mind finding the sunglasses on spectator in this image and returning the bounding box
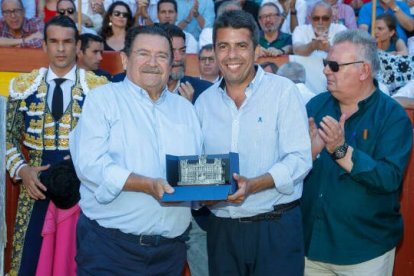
[323,59,364,72]
[112,11,129,18]
[2,8,23,17]
[312,15,331,22]
[199,56,215,62]
[258,13,280,20]
[58,8,75,15]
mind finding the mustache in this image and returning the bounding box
[142,66,161,73]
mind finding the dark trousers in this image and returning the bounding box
[207,206,304,276]
[76,213,187,276]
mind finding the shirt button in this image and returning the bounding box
[319,193,323,198]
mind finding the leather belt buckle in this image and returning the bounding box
[139,235,157,246]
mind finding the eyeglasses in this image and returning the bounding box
[311,15,331,22]
[58,8,75,15]
[112,10,129,18]
[323,59,364,72]
[258,13,280,21]
[199,56,215,62]
[2,8,23,17]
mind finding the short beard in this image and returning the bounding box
[170,67,185,81]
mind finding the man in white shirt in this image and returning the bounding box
[70,25,202,275]
[157,0,198,54]
[195,10,312,275]
[277,61,315,104]
[292,0,346,58]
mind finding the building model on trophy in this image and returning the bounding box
[178,155,225,185]
[163,153,239,202]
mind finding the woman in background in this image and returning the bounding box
[37,0,58,22]
[100,1,133,51]
[375,14,408,55]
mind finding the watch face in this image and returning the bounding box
[332,143,348,160]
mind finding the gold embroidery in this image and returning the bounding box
[86,70,109,89]
[61,114,71,124]
[29,119,42,130]
[44,113,54,125]
[44,138,56,148]
[59,126,70,136]
[59,138,69,148]
[72,101,81,114]
[19,100,26,110]
[12,69,40,95]
[24,133,42,148]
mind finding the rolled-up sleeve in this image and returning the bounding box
[268,84,312,194]
[70,88,130,204]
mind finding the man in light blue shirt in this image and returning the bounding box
[176,0,215,40]
[195,10,312,275]
[70,25,203,274]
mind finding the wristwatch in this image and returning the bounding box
[290,10,297,15]
[330,142,349,160]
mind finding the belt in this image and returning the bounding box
[237,199,300,223]
[81,213,189,246]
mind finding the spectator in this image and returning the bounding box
[235,0,260,24]
[37,0,58,22]
[0,0,35,18]
[258,2,292,57]
[358,0,414,43]
[134,0,154,26]
[104,0,136,16]
[293,1,346,58]
[198,0,241,50]
[161,23,212,103]
[57,0,97,34]
[75,0,106,33]
[306,0,357,29]
[176,0,215,40]
[262,0,307,34]
[77,33,112,79]
[70,25,202,275]
[303,29,412,275]
[277,61,315,103]
[375,13,408,55]
[198,43,220,83]
[157,0,198,54]
[100,1,134,51]
[0,0,44,48]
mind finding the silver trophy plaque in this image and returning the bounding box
[178,155,225,185]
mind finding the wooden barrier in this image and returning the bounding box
[1,47,413,275]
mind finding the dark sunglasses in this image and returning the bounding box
[112,10,129,18]
[312,15,330,22]
[323,59,364,72]
[58,8,75,15]
[199,56,215,62]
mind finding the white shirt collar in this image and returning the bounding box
[46,65,77,83]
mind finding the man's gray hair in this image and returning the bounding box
[332,29,380,77]
[277,62,306,84]
[1,0,24,9]
[311,1,332,16]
